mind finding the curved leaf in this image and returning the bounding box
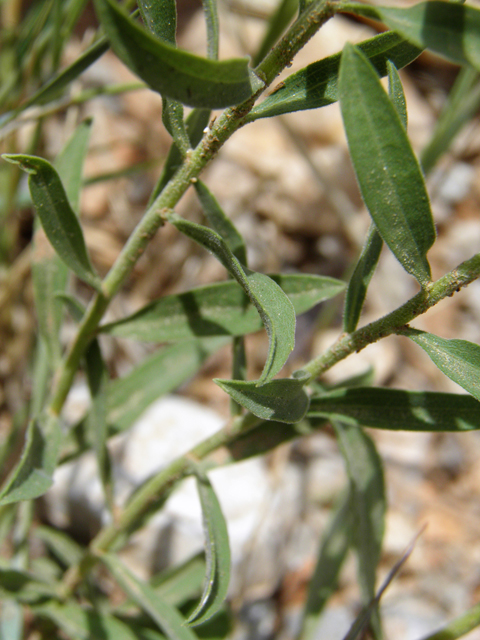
[420,601,480,640]
[309,387,480,431]
[344,1,480,70]
[248,31,421,120]
[2,154,101,290]
[168,213,295,384]
[138,0,176,43]
[215,375,310,423]
[188,469,231,626]
[93,0,263,108]
[387,60,407,129]
[339,43,435,286]
[401,329,480,402]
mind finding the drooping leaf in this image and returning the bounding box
[253,0,298,66]
[0,414,61,505]
[100,553,199,640]
[387,60,407,129]
[93,0,263,108]
[339,43,435,286]
[299,489,353,640]
[401,329,480,402]
[215,374,310,423]
[333,420,385,637]
[248,31,421,121]
[2,154,101,290]
[194,181,247,264]
[168,213,295,384]
[100,274,344,343]
[344,1,480,70]
[188,469,231,626]
[309,387,480,431]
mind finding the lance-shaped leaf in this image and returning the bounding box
[93,0,263,108]
[400,328,480,402]
[387,60,407,129]
[101,274,343,343]
[339,44,435,286]
[100,553,199,640]
[168,213,295,384]
[2,154,101,290]
[344,1,480,70]
[248,31,421,121]
[333,421,385,636]
[188,468,231,626]
[419,601,480,640]
[202,0,220,60]
[0,413,61,505]
[309,387,480,432]
[215,375,310,423]
[55,117,93,213]
[1,598,23,640]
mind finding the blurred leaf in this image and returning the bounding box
[2,154,101,290]
[215,374,310,423]
[419,601,480,640]
[248,31,421,120]
[253,0,298,66]
[343,225,383,334]
[0,599,23,640]
[93,0,263,108]
[55,118,93,213]
[188,469,230,626]
[100,553,199,640]
[401,329,480,402]
[339,43,435,286]
[309,387,480,431]
[299,489,353,640]
[0,568,58,604]
[333,421,385,637]
[34,526,84,567]
[387,60,407,128]
[194,181,247,264]
[0,414,61,505]
[138,0,176,43]
[101,274,344,343]
[152,554,206,606]
[202,0,219,60]
[168,213,295,384]
[344,1,480,70]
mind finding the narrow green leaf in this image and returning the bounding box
[0,599,23,640]
[138,0,176,43]
[0,414,61,505]
[419,601,480,640]
[401,328,480,402]
[343,225,382,334]
[387,61,407,129]
[162,99,191,155]
[194,181,247,264]
[100,274,344,343]
[2,154,101,290]
[168,213,295,384]
[215,375,310,423]
[344,1,480,70]
[34,525,84,567]
[0,568,58,604]
[55,118,93,213]
[152,554,206,606]
[299,489,353,640]
[202,0,220,60]
[253,0,298,66]
[309,387,480,431]
[100,553,199,640]
[333,421,385,635]
[248,31,421,121]
[188,469,230,626]
[339,43,435,286]
[93,0,263,108]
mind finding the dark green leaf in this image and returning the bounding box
[0,414,61,505]
[0,569,58,604]
[2,154,101,290]
[248,31,421,121]
[215,375,310,423]
[300,489,353,640]
[138,0,176,43]
[100,553,199,640]
[387,60,406,129]
[333,421,385,634]
[339,43,435,286]
[194,181,247,264]
[344,1,480,70]
[100,274,344,343]
[94,0,263,108]
[34,526,84,567]
[202,0,220,60]
[168,213,295,384]
[401,329,480,402]
[253,0,298,67]
[343,225,382,333]
[309,387,480,431]
[188,469,230,626]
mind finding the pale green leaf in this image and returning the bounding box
[215,375,310,423]
[248,31,421,120]
[188,469,230,626]
[202,0,219,60]
[419,601,480,640]
[55,117,93,213]
[0,599,23,640]
[93,0,263,108]
[2,154,101,290]
[339,43,435,286]
[34,526,84,567]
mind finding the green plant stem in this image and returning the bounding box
[303,252,480,380]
